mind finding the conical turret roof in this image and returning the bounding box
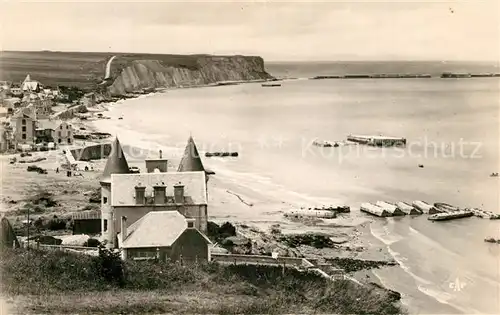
[1,216,20,249]
[177,136,205,172]
[100,137,130,184]
[23,74,31,84]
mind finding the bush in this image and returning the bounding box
[95,246,125,287]
[0,249,405,314]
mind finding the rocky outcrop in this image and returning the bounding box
[107,55,273,95]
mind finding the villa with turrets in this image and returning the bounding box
[99,136,212,262]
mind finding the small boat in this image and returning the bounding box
[205,152,238,157]
[360,203,391,217]
[428,210,473,221]
[484,238,500,244]
[412,200,442,214]
[396,202,422,215]
[376,201,405,216]
[261,83,281,87]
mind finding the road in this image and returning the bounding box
[104,55,116,79]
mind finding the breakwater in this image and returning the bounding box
[310,72,499,80]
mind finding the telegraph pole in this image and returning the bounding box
[27,207,30,250]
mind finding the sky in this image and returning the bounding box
[1,0,499,61]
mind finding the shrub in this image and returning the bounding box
[95,246,125,287]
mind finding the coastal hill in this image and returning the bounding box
[0,51,274,95]
[105,54,273,95]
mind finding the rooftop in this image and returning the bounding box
[119,211,211,249]
[177,136,205,173]
[36,119,63,130]
[111,171,207,206]
[100,137,130,184]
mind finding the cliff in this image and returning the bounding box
[106,55,274,95]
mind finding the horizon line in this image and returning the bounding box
[1,49,498,64]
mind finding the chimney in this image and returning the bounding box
[134,183,146,205]
[174,183,185,204]
[159,150,162,159]
[186,218,195,229]
[120,216,127,244]
[145,159,168,173]
[153,183,166,204]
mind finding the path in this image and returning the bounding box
[104,55,116,79]
[99,55,116,85]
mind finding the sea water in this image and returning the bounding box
[93,62,499,314]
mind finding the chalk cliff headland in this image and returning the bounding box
[104,54,274,95]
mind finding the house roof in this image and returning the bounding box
[23,74,31,84]
[119,211,211,249]
[22,81,40,91]
[111,171,207,206]
[177,136,205,172]
[12,108,34,120]
[100,137,130,184]
[36,119,62,131]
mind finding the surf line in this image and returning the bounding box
[226,190,254,207]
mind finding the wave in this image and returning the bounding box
[369,221,404,246]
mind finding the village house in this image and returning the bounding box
[117,213,212,262]
[1,97,21,115]
[35,119,73,145]
[0,108,7,118]
[11,109,36,146]
[9,87,23,97]
[100,137,210,253]
[80,92,96,107]
[27,99,54,119]
[0,124,11,153]
[0,81,10,91]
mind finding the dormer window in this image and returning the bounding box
[187,221,194,228]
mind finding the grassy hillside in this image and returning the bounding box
[0,51,111,90]
[1,248,404,314]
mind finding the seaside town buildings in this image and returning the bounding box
[11,110,36,145]
[0,74,75,150]
[35,119,74,145]
[99,137,211,262]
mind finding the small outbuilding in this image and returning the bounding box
[72,211,102,235]
[118,211,212,263]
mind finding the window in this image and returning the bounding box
[135,251,157,259]
[103,197,108,204]
[22,126,26,132]
[187,221,194,228]
[60,125,63,130]
[68,138,71,144]
[22,133,26,140]
[58,139,61,143]
[103,220,108,232]
[22,119,26,125]
[58,131,61,137]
